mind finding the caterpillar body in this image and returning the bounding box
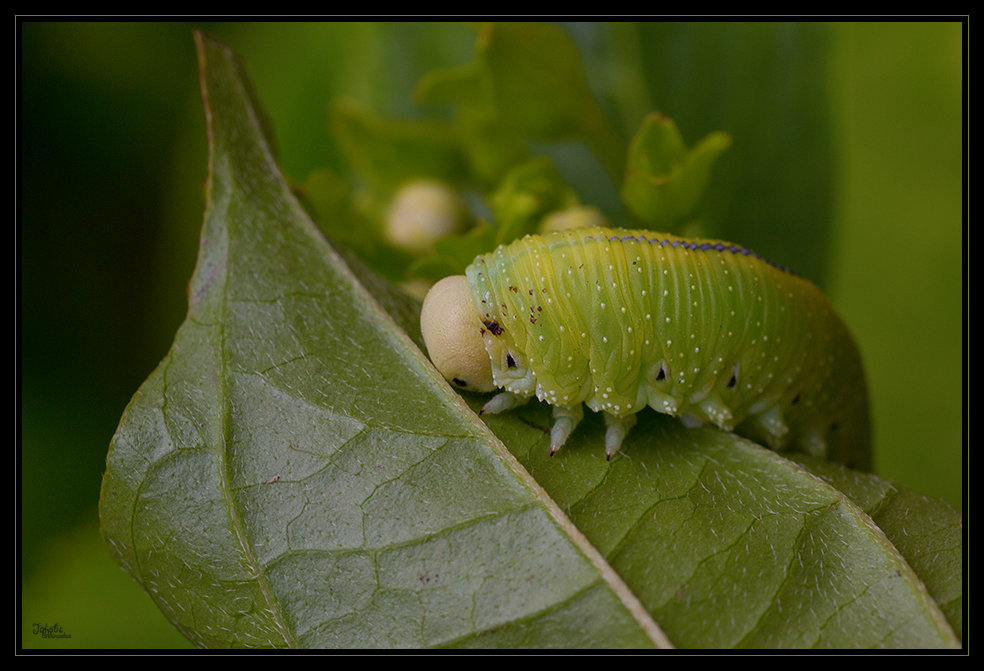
[420,227,870,467]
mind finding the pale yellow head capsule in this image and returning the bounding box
[420,275,495,392]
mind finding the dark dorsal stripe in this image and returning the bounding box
[588,233,798,277]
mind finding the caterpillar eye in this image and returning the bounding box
[727,364,739,388]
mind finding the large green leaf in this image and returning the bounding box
[786,453,963,642]
[98,31,663,650]
[99,32,960,650]
[477,400,960,649]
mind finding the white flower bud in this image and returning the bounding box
[385,180,466,254]
[538,205,609,233]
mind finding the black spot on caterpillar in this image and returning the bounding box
[420,227,870,467]
[483,320,503,336]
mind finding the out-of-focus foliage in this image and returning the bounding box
[301,22,731,286]
[621,112,732,227]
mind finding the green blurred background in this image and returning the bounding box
[20,22,963,649]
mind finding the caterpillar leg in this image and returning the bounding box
[604,413,638,460]
[549,405,584,455]
[679,413,704,429]
[748,405,791,451]
[698,394,734,431]
[798,429,829,459]
[481,391,529,415]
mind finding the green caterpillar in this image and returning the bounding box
[420,227,870,467]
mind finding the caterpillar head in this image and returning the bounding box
[420,275,496,393]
